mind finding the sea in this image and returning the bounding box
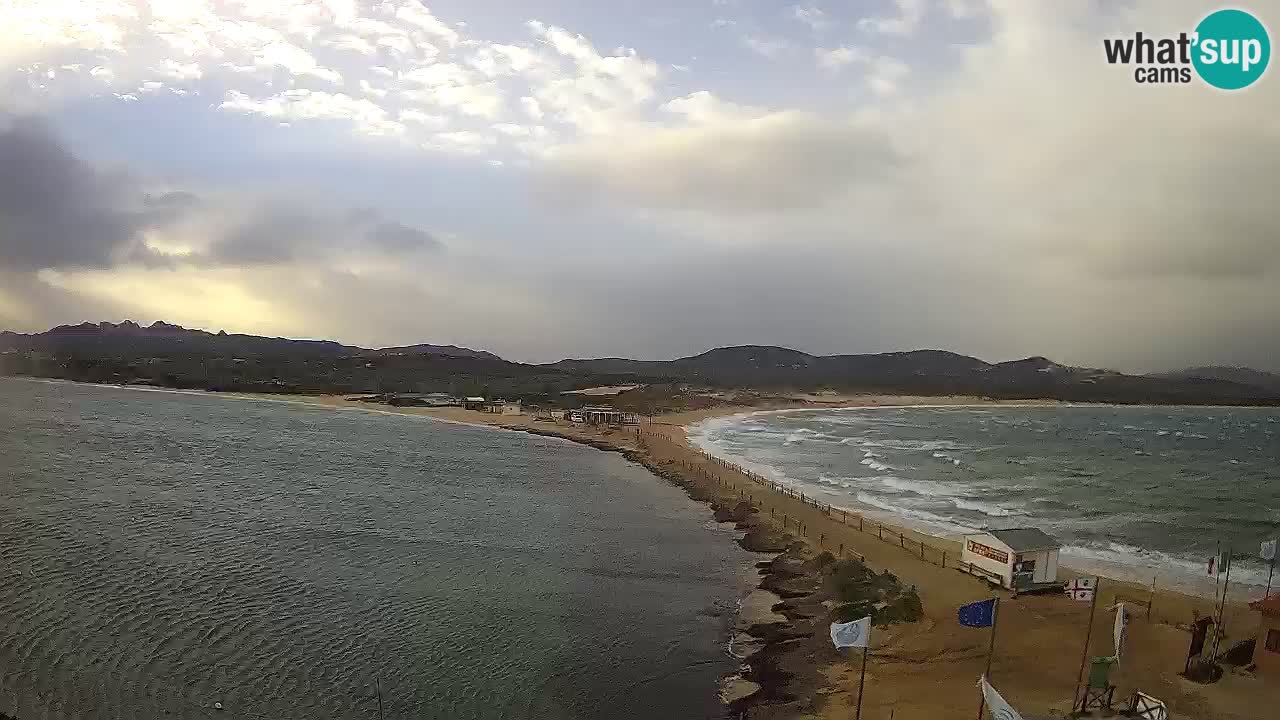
[689,404,1280,598]
[0,377,754,720]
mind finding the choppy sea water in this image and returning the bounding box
[0,377,752,719]
[689,405,1280,597]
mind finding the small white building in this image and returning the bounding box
[960,528,1061,591]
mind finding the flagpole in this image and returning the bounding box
[1266,555,1275,601]
[1072,578,1101,712]
[855,643,869,720]
[976,597,1000,720]
[1213,540,1221,602]
[1210,549,1233,662]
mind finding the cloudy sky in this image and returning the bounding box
[1,1,1277,371]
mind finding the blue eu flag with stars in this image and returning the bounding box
[958,598,997,627]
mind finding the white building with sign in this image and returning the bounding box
[960,528,1061,591]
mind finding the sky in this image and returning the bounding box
[1,1,1278,371]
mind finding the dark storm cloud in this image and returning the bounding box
[0,116,152,270]
[0,116,441,273]
[203,208,443,266]
[366,221,442,253]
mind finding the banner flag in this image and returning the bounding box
[830,616,872,649]
[978,675,1025,720]
[1263,539,1277,562]
[1066,576,1097,602]
[1111,602,1129,661]
[958,598,997,628]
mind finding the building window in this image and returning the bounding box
[1267,629,1280,653]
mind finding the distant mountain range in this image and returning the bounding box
[2,321,1279,406]
[0,321,498,359]
[1151,366,1280,392]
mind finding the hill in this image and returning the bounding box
[1153,366,1280,393]
[3,321,1279,406]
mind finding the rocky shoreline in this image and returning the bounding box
[495,422,853,719]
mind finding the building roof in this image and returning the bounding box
[986,528,1061,552]
[1250,595,1280,617]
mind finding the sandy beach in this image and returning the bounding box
[232,391,1278,719]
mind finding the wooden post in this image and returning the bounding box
[855,644,870,720]
[1266,553,1276,601]
[942,551,947,568]
[376,677,385,720]
[1072,578,1101,712]
[977,598,1000,720]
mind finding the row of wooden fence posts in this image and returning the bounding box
[646,428,961,571]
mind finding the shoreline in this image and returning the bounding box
[6,378,1277,718]
[390,399,1276,719]
[683,403,1278,602]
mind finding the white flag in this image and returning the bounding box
[1263,539,1277,562]
[978,675,1025,720]
[830,616,871,649]
[1111,602,1129,661]
[1065,576,1097,602]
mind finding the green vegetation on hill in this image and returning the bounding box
[3,321,1279,406]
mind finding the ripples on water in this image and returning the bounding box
[0,378,750,719]
[690,404,1280,594]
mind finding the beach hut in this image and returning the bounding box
[960,528,1061,591]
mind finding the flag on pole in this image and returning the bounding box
[1111,602,1129,661]
[958,598,997,627]
[1263,539,1277,562]
[978,675,1025,720]
[830,616,872,649]
[1065,576,1097,602]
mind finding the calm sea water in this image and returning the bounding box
[689,405,1280,596]
[0,377,752,720]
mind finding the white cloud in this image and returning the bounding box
[866,56,909,95]
[816,46,866,71]
[220,89,404,136]
[393,1,459,47]
[520,96,544,120]
[155,59,203,81]
[857,0,926,36]
[741,33,789,59]
[943,0,983,19]
[255,41,343,84]
[791,5,828,32]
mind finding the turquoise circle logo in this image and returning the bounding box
[1192,9,1270,90]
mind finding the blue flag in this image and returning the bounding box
[958,598,997,627]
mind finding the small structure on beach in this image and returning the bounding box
[577,405,638,425]
[483,400,522,415]
[462,396,487,410]
[1250,595,1280,681]
[960,528,1061,591]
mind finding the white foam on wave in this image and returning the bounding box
[932,451,963,466]
[1061,541,1272,597]
[686,405,1278,601]
[879,475,958,498]
[860,457,893,472]
[952,498,1025,518]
